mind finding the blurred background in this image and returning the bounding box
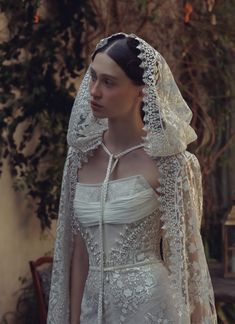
[0,0,235,323]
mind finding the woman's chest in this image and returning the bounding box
[77,146,160,190]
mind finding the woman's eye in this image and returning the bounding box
[90,74,96,81]
[104,79,113,86]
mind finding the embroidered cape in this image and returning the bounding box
[47,32,217,324]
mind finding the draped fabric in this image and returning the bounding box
[72,174,179,323]
[66,32,197,156]
[47,32,217,324]
[73,179,159,226]
[157,152,216,323]
[47,143,217,324]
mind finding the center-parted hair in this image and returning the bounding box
[91,34,145,118]
[91,34,144,86]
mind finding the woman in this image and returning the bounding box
[47,33,217,324]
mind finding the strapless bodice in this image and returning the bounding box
[72,142,166,324]
[72,175,162,268]
[73,174,159,226]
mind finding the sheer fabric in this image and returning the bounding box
[72,175,179,323]
[73,175,159,226]
[67,32,197,157]
[47,32,217,324]
[47,143,217,323]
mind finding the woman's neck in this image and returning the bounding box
[104,113,146,153]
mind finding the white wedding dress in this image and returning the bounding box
[47,33,217,324]
[72,174,179,323]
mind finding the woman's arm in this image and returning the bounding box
[70,232,89,324]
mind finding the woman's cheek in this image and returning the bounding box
[105,91,121,105]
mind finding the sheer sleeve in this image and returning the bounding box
[157,152,217,324]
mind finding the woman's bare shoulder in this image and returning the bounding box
[127,149,161,188]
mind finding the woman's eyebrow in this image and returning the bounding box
[90,66,118,80]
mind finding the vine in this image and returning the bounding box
[0,0,234,234]
[0,0,96,229]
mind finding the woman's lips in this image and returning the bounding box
[90,101,103,110]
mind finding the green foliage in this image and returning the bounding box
[1,267,52,324]
[0,0,234,233]
[176,1,235,237]
[0,0,96,229]
[0,3,235,321]
[1,277,40,324]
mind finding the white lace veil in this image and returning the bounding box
[47,33,217,324]
[67,32,197,156]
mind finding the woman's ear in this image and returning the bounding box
[138,86,144,98]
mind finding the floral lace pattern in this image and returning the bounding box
[47,32,217,324]
[66,32,197,157]
[74,174,178,323]
[156,152,217,323]
[47,144,217,324]
[81,261,178,324]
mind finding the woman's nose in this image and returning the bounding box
[90,81,102,98]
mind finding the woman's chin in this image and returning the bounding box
[91,110,106,119]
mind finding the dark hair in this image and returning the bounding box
[91,34,144,86]
[91,34,145,119]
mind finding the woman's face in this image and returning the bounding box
[89,52,143,119]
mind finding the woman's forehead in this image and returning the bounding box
[90,52,127,79]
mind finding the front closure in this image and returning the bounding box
[97,141,144,324]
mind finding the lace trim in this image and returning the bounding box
[47,147,217,324]
[66,33,197,157]
[156,152,217,323]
